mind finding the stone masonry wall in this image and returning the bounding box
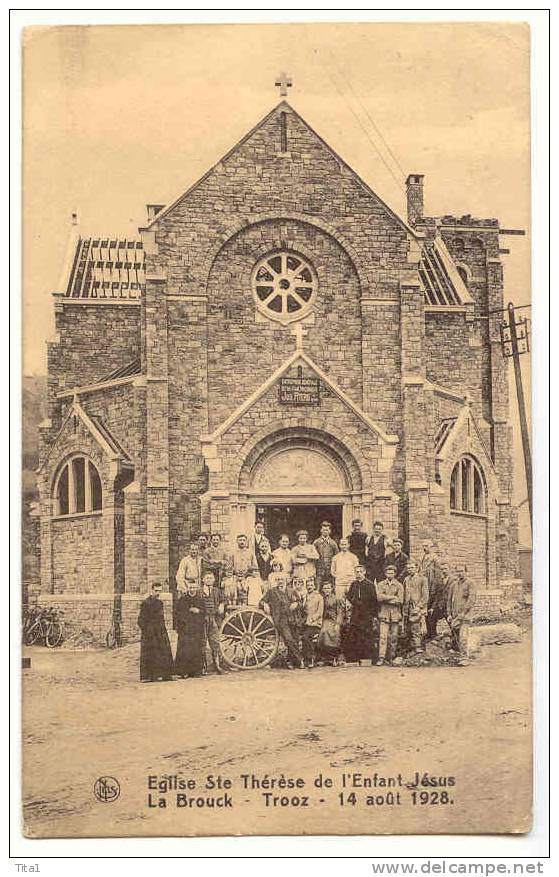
[440,228,495,425]
[188,359,395,562]
[151,105,411,310]
[425,312,471,392]
[361,302,402,436]
[76,384,137,460]
[51,513,104,593]
[205,219,363,428]
[433,393,463,425]
[165,355,394,572]
[37,411,129,598]
[124,486,147,594]
[167,296,210,569]
[50,303,141,392]
[40,593,173,646]
[438,511,488,591]
[216,366,382,494]
[148,104,413,477]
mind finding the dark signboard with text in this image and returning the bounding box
[279,376,320,406]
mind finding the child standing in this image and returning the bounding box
[375,563,404,666]
[266,559,286,593]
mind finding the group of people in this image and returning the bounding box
[137,519,477,682]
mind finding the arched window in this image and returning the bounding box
[450,456,486,515]
[54,456,103,516]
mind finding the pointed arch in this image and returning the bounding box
[52,453,103,517]
[449,453,487,516]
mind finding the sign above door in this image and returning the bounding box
[279,376,320,406]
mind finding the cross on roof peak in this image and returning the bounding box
[275,72,293,97]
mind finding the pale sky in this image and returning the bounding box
[22,21,532,511]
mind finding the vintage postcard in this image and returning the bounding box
[21,21,532,838]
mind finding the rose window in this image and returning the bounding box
[252,251,317,323]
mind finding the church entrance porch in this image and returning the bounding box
[203,425,400,555]
[256,503,343,547]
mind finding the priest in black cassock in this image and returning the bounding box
[344,565,378,663]
[174,582,207,678]
[137,583,174,682]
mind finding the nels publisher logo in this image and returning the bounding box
[94,776,121,803]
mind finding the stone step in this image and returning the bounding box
[467,622,522,656]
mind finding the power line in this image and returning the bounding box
[310,45,406,195]
[325,46,407,182]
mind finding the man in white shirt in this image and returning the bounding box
[312,521,338,588]
[226,534,259,579]
[271,533,294,579]
[175,542,202,592]
[331,537,359,596]
[224,534,261,605]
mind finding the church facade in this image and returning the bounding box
[36,100,520,639]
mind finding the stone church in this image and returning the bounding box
[36,98,520,639]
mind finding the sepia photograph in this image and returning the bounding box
[19,18,534,841]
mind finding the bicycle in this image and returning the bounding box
[105,614,123,649]
[22,604,41,639]
[24,606,65,648]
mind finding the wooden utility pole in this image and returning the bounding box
[500,302,532,527]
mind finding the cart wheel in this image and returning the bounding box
[219,607,279,670]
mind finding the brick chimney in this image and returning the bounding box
[406,174,424,226]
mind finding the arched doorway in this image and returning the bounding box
[234,430,362,545]
[250,444,350,543]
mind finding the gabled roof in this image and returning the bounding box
[435,405,495,473]
[201,348,399,448]
[56,358,143,399]
[38,399,132,473]
[434,417,457,454]
[426,379,467,404]
[143,100,418,239]
[98,357,142,383]
[420,235,473,307]
[87,413,132,462]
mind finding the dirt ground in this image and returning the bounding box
[22,625,532,839]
